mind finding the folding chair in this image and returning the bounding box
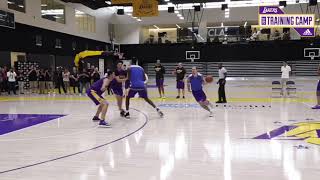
[271,81,282,97]
[286,81,297,96]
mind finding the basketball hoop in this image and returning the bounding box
[304,48,320,61]
[186,51,200,62]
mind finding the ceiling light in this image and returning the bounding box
[176,24,181,28]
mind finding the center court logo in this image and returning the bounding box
[254,122,320,145]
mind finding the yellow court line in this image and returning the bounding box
[0,96,315,103]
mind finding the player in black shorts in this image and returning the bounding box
[154,61,166,99]
[174,63,186,98]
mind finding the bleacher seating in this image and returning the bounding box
[144,60,320,77]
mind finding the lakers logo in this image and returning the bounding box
[254,122,320,145]
[133,0,158,17]
[139,0,152,9]
[138,0,153,14]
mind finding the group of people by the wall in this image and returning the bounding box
[54,66,101,95]
[0,65,105,96]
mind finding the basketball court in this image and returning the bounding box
[1,0,320,179]
[0,77,319,180]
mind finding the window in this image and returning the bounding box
[7,0,25,13]
[41,0,65,24]
[55,39,62,48]
[35,35,42,46]
[75,10,96,33]
[72,42,77,50]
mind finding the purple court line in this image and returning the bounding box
[0,108,148,175]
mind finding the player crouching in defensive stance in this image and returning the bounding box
[187,67,214,117]
[87,71,114,127]
[124,65,164,118]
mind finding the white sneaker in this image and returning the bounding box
[209,112,214,117]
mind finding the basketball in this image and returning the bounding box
[205,75,214,83]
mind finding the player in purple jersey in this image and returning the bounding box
[312,65,320,109]
[123,64,130,96]
[111,61,127,116]
[124,65,163,118]
[87,71,114,127]
[187,67,214,117]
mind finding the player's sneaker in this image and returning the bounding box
[120,110,125,117]
[209,111,214,117]
[92,116,101,121]
[99,120,111,127]
[162,96,166,99]
[182,96,185,99]
[312,105,320,109]
[156,108,164,117]
[176,96,180,99]
[124,112,130,119]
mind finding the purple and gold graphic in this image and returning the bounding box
[254,122,320,145]
[259,6,283,14]
[254,125,298,139]
[0,114,65,135]
[259,6,315,37]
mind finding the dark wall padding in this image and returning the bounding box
[55,55,74,69]
[121,40,320,63]
[0,51,11,67]
[0,23,108,56]
[27,54,55,69]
